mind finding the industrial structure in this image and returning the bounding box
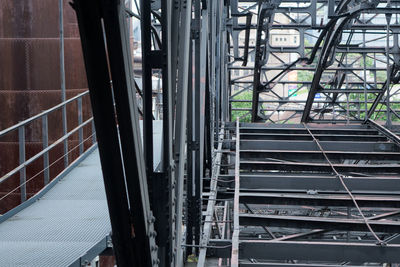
[1,0,400,266]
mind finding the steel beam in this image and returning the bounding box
[237,192,400,208]
[241,160,400,173]
[240,240,400,262]
[240,140,399,152]
[233,174,400,192]
[73,1,157,265]
[240,150,400,161]
[240,214,400,233]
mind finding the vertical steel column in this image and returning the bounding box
[18,126,26,203]
[140,0,172,265]
[42,115,50,185]
[59,0,68,168]
[328,0,335,17]
[186,0,205,255]
[140,0,154,176]
[209,0,217,149]
[174,0,193,260]
[99,1,160,266]
[168,0,182,265]
[160,0,174,264]
[230,0,239,60]
[220,1,228,122]
[204,55,212,177]
[204,1,213,176]
[386,11,392,127]
[73,1,155,265]
[214,0,221,138]
[363,30,367,119]
[193,0,209,255]
[187,39,195,255]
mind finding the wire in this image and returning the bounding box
[302,123,385,246]
[181,244,232,249]
[0,133,96,202]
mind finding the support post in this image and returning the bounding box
[59,0,68,168]
[78,97,84,155]
[18,126,26,203]
[42,115,50,185]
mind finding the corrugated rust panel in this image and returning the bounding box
[0,0,59,38]
[0,0,90,211]
[65,38,88,90]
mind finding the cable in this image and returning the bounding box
[181,244,232,249]
[0,133,96,202]
[302,123,385,245]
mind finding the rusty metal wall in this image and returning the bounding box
[0,0,91,212]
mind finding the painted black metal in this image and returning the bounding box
[239,241,400,262]
[240,213,400,233]
[220,174,400,191]
[301,0,380,122]
[235,192,400,208]
[209,239,400,262]
[72,1,155,266]
[140,0,172,266]
[242,13,252,66]
[251,1,280,122]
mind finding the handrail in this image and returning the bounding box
[0,90,89,137]
[0,90,94,206]
[0,118,93,184]
[366,119,400,146]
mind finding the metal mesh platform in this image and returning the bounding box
[0,149,111,267]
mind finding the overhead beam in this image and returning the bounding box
[241,160,400,173]
[238,192,400,208]
[240,140,399,152]
[232,174,400,192]
[240,150,400,161]
[240,214,400,233]
[240,240,400,262]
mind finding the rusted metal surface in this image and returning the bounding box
[0,0,90,211]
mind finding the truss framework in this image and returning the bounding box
[228,0,400,125]
[72,0,400,266]
[201,122,400,266]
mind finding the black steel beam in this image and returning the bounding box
[240,214,400,233]
[240,133,387,142]
[239,240,400,262]
[241,160,400,173]
[240,263,369,267]
[367,119,400,147]
[240,150,400,161]
[207,239,400,262]
[240,140,399,152]
[232,174,400,192]
[72,1,154,266]
[238,192,400,208]
[239,127,379,135]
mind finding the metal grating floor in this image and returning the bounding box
[0,149,111,267]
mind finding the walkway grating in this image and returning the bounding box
[0,149,111,267]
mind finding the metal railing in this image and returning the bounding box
[0,91,96,206]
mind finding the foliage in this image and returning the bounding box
[231,90,252,122]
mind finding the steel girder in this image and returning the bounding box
[228,0,400,125]
[73,1,158,266]
[199,122,400,266]
[75,0,218,266]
